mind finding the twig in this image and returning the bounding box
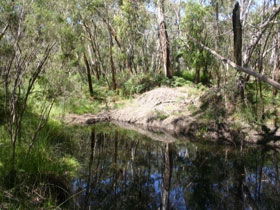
[56,189,86,208]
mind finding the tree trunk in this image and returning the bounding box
[84,128,96,209]
[233,2,243,66]
[109,31,117,90]
[83,52,94,97]
[82,22,101,80]
[214,2,222,88]
[87,44,100,80]
[195,67,200,83]
[157,0,172,79]
[233,2,245,100]
[162,143,173,210]
[272,24,280,96]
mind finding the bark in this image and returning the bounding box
[232,2,243,66]
[91,21,105,79]
[214,2,222,88]
[83,52,94,97]
[272,23,280,95]
[127,44,134,74]
[109,31,117,90]
[174,0,182,72]
[185,35,280,90]
[87,40,100,80]
[271,2,280,96]
[157,0,172,78]
[82,22,101,80]
[195,67,200,83]
[233,2,245,100]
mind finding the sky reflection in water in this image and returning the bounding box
[71,123,280,210]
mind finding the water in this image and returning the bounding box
[70,123,280,209]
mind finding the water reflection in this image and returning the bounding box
[72,123,280,210]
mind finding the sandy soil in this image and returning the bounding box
[64,87,280,146]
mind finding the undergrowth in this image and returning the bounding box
[0,110,80,208]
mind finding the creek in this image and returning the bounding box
[69,123,280,209]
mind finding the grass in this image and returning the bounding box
[0,77,127,207]
[1,69,279,207]
[0,109,80,208]
[154,110,169,121]
[43,70,209,118]
[230,86,280,127]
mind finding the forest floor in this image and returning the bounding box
[65,86,280,146]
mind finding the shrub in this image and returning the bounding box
[121,73,169,96]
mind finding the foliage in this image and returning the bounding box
[0,0,280,207]
[180,2,216,84]
[153,110,168,121]
[121,73,170,96]
[0,112,80,208]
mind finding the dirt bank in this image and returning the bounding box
[65,86,280,146]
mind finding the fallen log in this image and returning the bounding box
[185,35,280,90]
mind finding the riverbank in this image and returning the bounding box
[65,86,280,147]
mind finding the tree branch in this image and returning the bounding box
[185,35,280,90]
[0,24,9,41]
[244,5,280,65]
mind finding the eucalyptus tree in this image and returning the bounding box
[0,0,59,177]
[157,0,172,78]
[114,0,151,74]
[181,2,215,84]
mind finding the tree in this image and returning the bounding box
[157,0,172,78]
[232,2,242,67]
[0,0,56,182]
[182,2,214,84]
[232,2,245,100]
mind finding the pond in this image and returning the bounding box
[70,123,280,209]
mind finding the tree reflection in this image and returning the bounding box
[161,143,173,210]
[84,127,95,209]
[71,124,280,210]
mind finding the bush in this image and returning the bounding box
[0,108,80,208]
[171,76,192,87]
[174,69,196,82]
[121,73,170,96]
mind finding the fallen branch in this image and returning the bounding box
[0,24,9,40]
[185,35,280,90]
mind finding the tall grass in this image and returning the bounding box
[0,110,80,208]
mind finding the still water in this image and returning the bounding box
[70,123,280,209]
